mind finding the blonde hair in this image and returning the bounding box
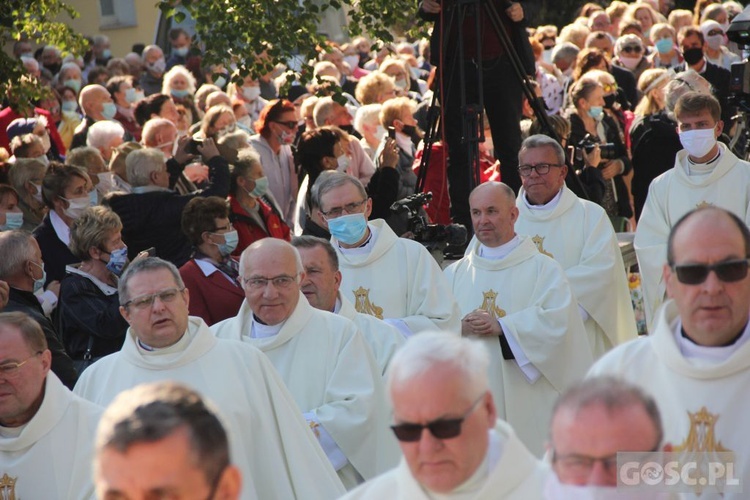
[355,71,396,105]
[379,96,415,128]
[634,68,668,116]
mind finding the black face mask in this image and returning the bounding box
[401,124,421,146]
[683,47,704,66]
[358,52,369,66]
[604,94,617,109]
[44,62,61,75]
[340,124,355,135]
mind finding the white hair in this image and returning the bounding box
[353,103,382,136]
[86,120,125,150]
[665,70,712,113]
[387,331,490,401]
[551,42,579,65]
[162,65,197,95]
[126,148,166,187]
[614,34,643,58]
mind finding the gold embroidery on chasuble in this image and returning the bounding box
[479,289,506,319]
[532,235,554,258]
[672,406,730,453]
[0,473,17,500]
[353,287,384,319]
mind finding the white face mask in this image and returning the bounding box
[242,86,261,102]
[61,196,90,220]
[343,55,360,70]
[96,172,115,195]
[679,127,717,159]
[33,155,50,167]
[336,154,351,172]
[374,125,386,143]
[237,115,253,128]
[619,56,641,70]
[706,34,725,51]
[31,183,44,204]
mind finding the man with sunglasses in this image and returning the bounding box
[515,135,637,360]
[342,331,549,499]
[0,312,103,500]
[213,238,399,489]
[74,257,347,499]
[444,181,593,456]
[591,207,750,496]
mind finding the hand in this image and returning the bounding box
[197,137,220,161]
[173,135,194,164]
[183,162,210,183]
[379,138,399,169]
[461,309,502,337]
[0,280,8,311]
[505,2,524,22]
[600,159,623,180]
[581,144,601,167]
[46,280,60,298]
[421,0,441,14]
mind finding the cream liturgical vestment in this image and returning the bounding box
[444,236,593,455]
[516,186,637,359]
[1,373,102,500]
[589,300,750,499]
[212,294,400,490]
[334,219,461,335]
[74,317,345,500]
[341,419,550,500]
[634,143,750,327]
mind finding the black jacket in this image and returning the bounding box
[33,214,79,286]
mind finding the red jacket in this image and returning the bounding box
[179,259,245,326]
[229,195,291,257]
[0,106,66,155]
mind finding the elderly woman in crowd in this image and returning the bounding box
[648,23,681,69]
[8,158,48,231]
[59,205,129,372]
[0,185,23,231]
[178,196,244,325]
[197,104,237,142]
[355,71,398,105]
[354,103,385,160]
[162,65,200,124]
[227,72,268,129]
[107,74,143,141]
[65,145,110,200]
[613,34,651,82]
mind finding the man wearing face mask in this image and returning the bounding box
[635,92,750,328]
[0,230,77,388]
[70,84,120,150]
[178,197,245,326]
[166,28,192,71]
[140,45,166,97]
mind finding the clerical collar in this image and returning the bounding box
[686,148,721,177]
[672,317,750,363]
[479,235,520,260]
[250,314,285,338]
[333,296,342,314]
[136,330,190,354]
[0,422,27,438]
[522,188,563,211]
[338,224,378,255]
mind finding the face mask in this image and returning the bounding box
[133,90,145,102]
[96,172,115,195]
[63,79,82,93]
[218,123,236,137]
[604,94,617,109]
[278,130,295,145]
[104,246,128,276]
[542,48,554,64]
[401,124,421,145]
[336,154,350,172]
[374,125,386,142]
[720,22,730,34]
[343,55,360,70]
[237,115,253,129]
[149,58,166,75]
[587,106,604,120]
[31,261,46,293]
[214,75,227,89]
[250,176,269,198]
[174,46,189,57]
[242,86,261,102]
[679,127,717,158]
[61,196,90,219]
[683,47,704,65]
[619,56,641,70]
[214,230,238,256]
[394,78,408,90]
[171,88,189,99]
[20,51,34,59]
[40,133,51,153]
[101,49,112,60]
[125,87,138,103]
[706,34,724,51]
[61,100,78,112]
[102,102,117,120]
[33,154,50,167]
[327,213,368,245]
[89,189,99,206]
[655,37,673,54]
[45,62,61,74]
[1,211,23,231]
[32,183,44,204]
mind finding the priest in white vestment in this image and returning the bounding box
[0,312,103,500]
[444,182,593,455]
[591,207,750,499]
[313,171,460,337]
[73,257,345,500]
[342,331,550,500]
[634,92,750,328]
[213,239,400,489]
[291,235,404,376]
[515,135,637,359]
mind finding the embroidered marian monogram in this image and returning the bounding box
[532,235,554,258]
[479,289,506,320]
[0,473,17,500]
[673,407,729,453]
[353,287,383,319]
[695,201,713,209]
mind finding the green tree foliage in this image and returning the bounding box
[1,0,88,114]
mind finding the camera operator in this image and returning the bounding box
[418,0,535,231]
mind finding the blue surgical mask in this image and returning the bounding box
[214,75,227,89]
[215,230,239,256]
[125,87,138,103]
[327,213,368,245]
[105,246,129,276]
[654,37,673,54]
[587,106,604,120]
[31,261,46,293]
[250,176,269,198]
[62,100,78,113]
[102,102,117,120]
[174,46,189,57]
[63,79,82,93]
[89,190,99,207]
[1,211,23,231]
[171,88,189,99]
[102,49,112,60]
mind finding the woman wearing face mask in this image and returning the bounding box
[379,58,422,101]
[586,69,633,150]
[0,185,24,232]
[198,104,237,142]
[107,75,143,142]
[227,73,268,130]
[161,65,200,125]
[568,77,633,226]
[178,196,245,325]
[700,20,740,71]
[613,34,652,83]
[228,148,291,255]
[7,158,48,231]
[59,206,129,373]
[33,163,96,285]
[648,23,682,69]
[56,86,83,150]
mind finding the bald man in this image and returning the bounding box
[71,84,119,149]
[444,181,592,455]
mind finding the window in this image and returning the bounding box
[99,0,137,29]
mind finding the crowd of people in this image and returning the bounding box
[2,0,750,498]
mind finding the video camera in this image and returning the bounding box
[727,6,750,108]
[390,192,467,259]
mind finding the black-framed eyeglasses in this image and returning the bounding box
[671,259,750,285]
[274,120,298,129]
[320,199,367,218]
[518,163,563,177]
[242,274,299,290]
[390,395,484,442]
[123,288,186,310]
[0,351,42,376]
[622,45,643,54]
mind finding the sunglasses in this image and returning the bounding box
[391,395,484,442]
[671,259,750,285]
[274,120,299,129]
[622,45,643,54]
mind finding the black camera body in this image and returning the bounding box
[390,192,467,258]
[575,134,617,163]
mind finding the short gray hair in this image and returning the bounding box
[96,381,230,488]
[66,146,106,171]
[0,230,37,281]
[313,96,336,128]
[311,171,367,212]
[86,121,125,151]
[387,331,490,402]
[551,42,580,65]
[353,103,382,137]
[126,148,166,188]
[118,257,184,306]
[665,70,712,113]
[8,159,48,194]
[519,134,565,165]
